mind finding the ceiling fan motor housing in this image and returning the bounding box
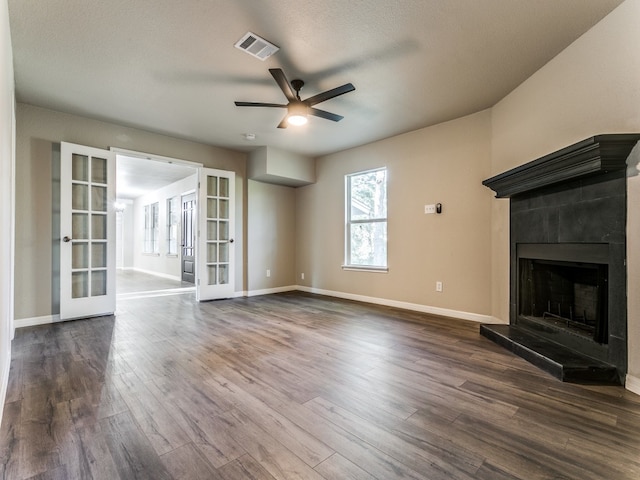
[288,100,309,117]
[291,79,305,98]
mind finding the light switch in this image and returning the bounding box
[425,204,436,214]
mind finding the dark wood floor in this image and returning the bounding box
[2,291,640,479]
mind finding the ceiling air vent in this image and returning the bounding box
[234,32,279,61]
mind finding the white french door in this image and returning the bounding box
[60,142,116,320]
[197,167,235,301]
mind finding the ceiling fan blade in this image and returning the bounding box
[234,101,287,107]
[277,116,289,129]
[304,83,355,106]
[269,68,297,102]
[309,107,344,122]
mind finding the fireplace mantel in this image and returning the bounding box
[483,134,640,198]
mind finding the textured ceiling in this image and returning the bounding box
[116,155,197,200]
[8,0,624,157]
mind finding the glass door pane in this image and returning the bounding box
[72,272,88,298]
[91,157,107,184]
[72,154,88,181]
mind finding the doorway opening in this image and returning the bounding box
[114,150,200,298]
[59,142,236,322]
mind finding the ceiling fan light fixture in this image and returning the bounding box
[287,114,308,126]
[287,102,308,126]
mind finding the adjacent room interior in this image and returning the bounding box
[1,1,640,479]
[115,153,199,296]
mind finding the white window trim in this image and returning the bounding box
[344,167,388,270]
[166,196,179,256]
[341,265,389,273]
[143,202,160,254]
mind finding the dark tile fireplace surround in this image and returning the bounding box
[481,134,640,384]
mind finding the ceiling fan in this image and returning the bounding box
[234,68,355,128]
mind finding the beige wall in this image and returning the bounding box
[248,146,315,187]
[490,0,640,377]
[1,0,15,421]
[14,103,247,320]
[247,180,296,292]
[297,109,493,318]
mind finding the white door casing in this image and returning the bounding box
[60,142,116,320]
[197,167,235,301]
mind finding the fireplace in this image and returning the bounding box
[481,134,640,383]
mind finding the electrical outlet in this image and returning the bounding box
[266,269,271,277]
[436,281,443,292]
[301,273,305,280]
[425,204,436,214]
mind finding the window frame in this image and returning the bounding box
[143,202,160,255]
[166,196,179,256]
[344,167,388,272]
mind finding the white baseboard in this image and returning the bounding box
[14,286,495,328]
[246,285,297,297]
[14,314,61,329]
[0,346,10,428]
[241,286,496,325]
[295,285,495,323]
[625,374,640,396]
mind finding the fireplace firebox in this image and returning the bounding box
[517,243,608,349]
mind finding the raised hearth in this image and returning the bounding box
[482,134,640,384]
[480,324,619,384]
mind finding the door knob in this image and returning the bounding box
[63,236,72,243]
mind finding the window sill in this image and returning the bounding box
[166,254,179,258]
[142,252,160,257]
[342,265,388,273]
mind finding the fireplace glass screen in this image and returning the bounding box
[518,258,608,343]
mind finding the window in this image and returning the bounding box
[167,197,179,255]
[345,168,387,269]
[143,202,159,254]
